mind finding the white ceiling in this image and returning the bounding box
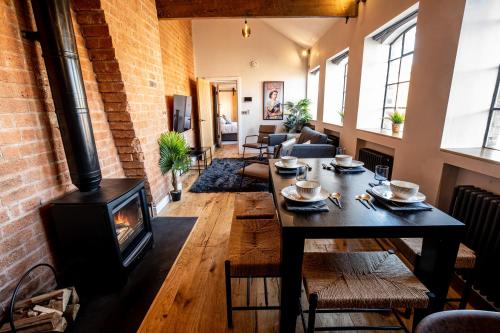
[260,18,339,48]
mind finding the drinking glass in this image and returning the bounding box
[296,166,308,181]
[374,165,389,186]
[336,147,345,156]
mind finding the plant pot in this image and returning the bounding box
[392,123,402,133]
[170,190,182,202]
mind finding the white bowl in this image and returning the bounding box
[390,180,419,199]
[335,154,353,167]
[295,180,321,200]
[281,155,298,167]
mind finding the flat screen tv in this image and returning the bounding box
[172,95,192,133]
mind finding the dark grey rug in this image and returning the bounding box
[189,158,269,192]
[66,216,197,333]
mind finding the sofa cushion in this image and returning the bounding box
[297,126,328,144]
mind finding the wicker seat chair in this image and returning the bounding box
[224,193,280,328]
[242,125,276,159]
[302,251,430,332]
[391,238,476,309]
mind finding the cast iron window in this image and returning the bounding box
[484,66,500,150]
[381,24,416,129]
[341,60,349,114]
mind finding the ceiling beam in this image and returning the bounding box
[156,0,361,19]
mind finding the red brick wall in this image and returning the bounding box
[159,20,197,147]
[100,0,170,204]
[0,0,123,312]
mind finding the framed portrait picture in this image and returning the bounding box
[263,81,284,120]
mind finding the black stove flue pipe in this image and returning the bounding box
[31,0,101,191]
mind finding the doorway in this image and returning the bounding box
[212,81,238,146]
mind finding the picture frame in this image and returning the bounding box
[263,81,284,120]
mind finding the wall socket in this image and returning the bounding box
[241,109,250,115]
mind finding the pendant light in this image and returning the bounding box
[242,19,251,38]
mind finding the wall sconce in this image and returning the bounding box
[242,19,251,38]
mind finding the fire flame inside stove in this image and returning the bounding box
[114,211,131,227]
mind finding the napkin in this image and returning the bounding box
[366,189,433,212]
[284,200,329,212]
[331,163,365,174]
[277,166,306,175]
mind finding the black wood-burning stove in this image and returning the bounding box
[49,179,153,289]
[30,0,153,290]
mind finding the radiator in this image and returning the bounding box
[449,185,500,306]
[358,148,394,179]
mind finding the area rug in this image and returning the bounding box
[66,216,197,333]
[189,158,269,192]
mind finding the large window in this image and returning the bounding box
[381,25,416,129]
[307,67,320,120]
[484,66,500,150]
[324,51,348,125]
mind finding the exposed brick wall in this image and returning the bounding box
[72,5,148,190]
[0,0,123,314]
[98,0,170,204]
[159,20,197,147]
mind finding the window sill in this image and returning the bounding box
[357,128,403,140]
[441,147,500,165]
[323,121,343,128]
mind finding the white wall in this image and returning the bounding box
[192,19,307,149]
[308,0,500,205]
[441,0,500,148]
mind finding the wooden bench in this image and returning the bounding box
[224,192,280,327]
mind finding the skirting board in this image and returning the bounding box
[152,194,170,217]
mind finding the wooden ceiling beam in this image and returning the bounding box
[156,0,361,19]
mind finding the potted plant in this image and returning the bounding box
[385,111,405,133]
[283,99,313,132]
[337,110,344,125]
[158,131,190,201]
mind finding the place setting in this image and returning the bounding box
[324,148,366,174]
[274,156,311,176]
[361,165,432,212]
[280,169,342,213]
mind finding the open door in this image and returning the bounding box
[196,78,214,149]
[212,85,221,147]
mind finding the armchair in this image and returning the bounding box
[242,125,276,158]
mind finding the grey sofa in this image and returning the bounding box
[268,126,336,158]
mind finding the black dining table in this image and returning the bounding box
[269,158,465,333]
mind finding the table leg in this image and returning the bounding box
[197,156,201,176]
[280,232,305,333]
[413,236,460,328]
[209,147,212,165]
[203,151,207,170]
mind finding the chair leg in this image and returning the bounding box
[242,146,246,159]
[307,293,318,333]
[224,260,233,328]
[459,269,475,309]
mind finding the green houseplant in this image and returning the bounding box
[158,131,190,201]
[283,99,313,132]
[385,111,405,133]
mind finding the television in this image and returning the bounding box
[172,95,192,133]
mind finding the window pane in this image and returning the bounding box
[385,85,397,107]
[403,26,416,54]
[390,36,403,60]
[399,54,413,82]
[495,90,500,108]
[382,108,394,129]
[485,110,500,149]
[387,60,400,84]
[396,82,409,108]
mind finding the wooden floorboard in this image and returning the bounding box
[138,144,465,333]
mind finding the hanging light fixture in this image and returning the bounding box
[242,19,251,38]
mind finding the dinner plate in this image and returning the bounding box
[371,185,426,203]
[274,161,307,169]
[331,160,364,168]
[281,185,329,203]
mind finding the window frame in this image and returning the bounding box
[341,61,349,114]
[483,65,500,150]
[381,24,417,129]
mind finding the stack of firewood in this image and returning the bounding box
[0,288,80,332]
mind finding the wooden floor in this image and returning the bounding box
[137,145,461,333]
